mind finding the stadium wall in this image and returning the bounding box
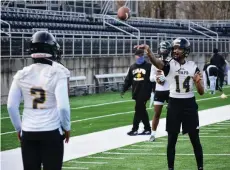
[1,54,230,104]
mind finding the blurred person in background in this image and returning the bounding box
[210,48,226,91]
[121,49,152,136]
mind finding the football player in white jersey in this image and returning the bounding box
[135,37,204,170]
[203,63,218,94]
[7,31,71,170]
[149,41,171,142]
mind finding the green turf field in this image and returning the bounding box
[63,120,230,170]
[1,87,230,151]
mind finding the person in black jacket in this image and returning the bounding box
[210,48,226,91]
[121,49,152,136]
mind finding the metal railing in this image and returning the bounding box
[1,6,86,18]
[103,15,141,40]
[1,34,229,58]
[188,21,219,41]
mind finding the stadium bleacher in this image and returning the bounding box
[1,2,230,58]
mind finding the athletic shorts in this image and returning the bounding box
[166,97,199,134]
[154,90,169,105]
[209,67,218,77]
[152,82,156,93]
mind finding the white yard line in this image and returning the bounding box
[87,156,125,160]
[217,122,230,125]
[177,139,190,141]
[1,86,230,120]
[1,105,230,170]
[200,130,219,132]
[131,145,165,148]
[198,136,230,138]
[202,127,227,130]
[1,95,229,135]
[117,148,152,151]
[69,161,108,165]
[71,100,133,110]
[208,125,230,127]
[103,152,230,156]
[143,141,164,144]
[62,167,89,170]
[198,133,209,135]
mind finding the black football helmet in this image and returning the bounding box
[158,41,172,59]
[171,37,190,59]
[30,31,61,61]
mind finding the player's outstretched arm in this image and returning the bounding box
[193,72,204,95]
[134,44,164,70]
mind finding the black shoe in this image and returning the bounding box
[139,130,151,135]
[198,167,203,170]
[218,86,223,92]
[127,130,138,136]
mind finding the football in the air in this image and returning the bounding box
[117,6,130,21]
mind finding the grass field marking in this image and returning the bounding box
[2,105,230,170]
[200,129,219,132]
[143,141,164,144]
[62,167,89,170]
[177,139,190,141]
[208,125,230,127]
[198,136,230,138]
[131,144,165,148]
[71,100,133,110]
[103,152,230,156]
[217,122,230,125]
[202,127,227,130]
[0,131,17,135]
[68,161,108,165]
[1,87,230,120]
[198,133,209,135]
[117,148,152,151]
[87,156,125,160]
[1,95,230,135]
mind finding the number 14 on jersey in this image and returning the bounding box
[174,75,191,93]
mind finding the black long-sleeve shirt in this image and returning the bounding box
[122,61,152,101]
[210,54,225,71]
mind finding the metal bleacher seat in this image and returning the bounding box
[94,73,126,92]
[69,76,94,96]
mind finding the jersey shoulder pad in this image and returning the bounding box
[13,65,34,80]
[52,62,70,78]
[187,60,197,67]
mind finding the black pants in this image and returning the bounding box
[166,97,203,169]
[167,131,203,169]
[21,129,64,170]
[217,69,224,89]
[132,99,151,131]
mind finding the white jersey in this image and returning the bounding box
[52,61,71,78]
[207,65,217,76]
[13,62,70,131]
[150,65,169,91]
[165,60,198,98]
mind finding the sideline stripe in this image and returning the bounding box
[103,152,230,156]
[68,161,108,164]
[62,167,89,170]
[1,86,230,120]
[1,94,230,135]
[87,156,124,160]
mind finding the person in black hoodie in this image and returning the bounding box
[121,49,152,136]
[210,48,226,91]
